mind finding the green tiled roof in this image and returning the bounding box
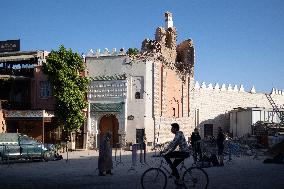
[90,74,126,81]
[91,102,123,112]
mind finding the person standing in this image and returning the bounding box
[217,127,225,166]
[190,128,202,163]
[98,131,113,176]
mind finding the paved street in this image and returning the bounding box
[0,150,283,189]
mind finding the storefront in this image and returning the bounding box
[3,110,59,143]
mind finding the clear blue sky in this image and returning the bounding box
[1,0,283,93]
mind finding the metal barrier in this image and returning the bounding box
[114,143,124,166]
[128,143,147,173]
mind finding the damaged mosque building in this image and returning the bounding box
[85,12,284,149]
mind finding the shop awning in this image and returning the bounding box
[0,54,37,62]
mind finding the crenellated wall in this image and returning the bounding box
[189,81,284,137]
[85,48,126,58]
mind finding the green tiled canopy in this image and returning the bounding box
[91,102,123,112]
[90,74,126,81]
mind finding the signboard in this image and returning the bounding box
[0,40,20,53]
[4,110,43,118]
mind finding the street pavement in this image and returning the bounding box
[0,150,283,189]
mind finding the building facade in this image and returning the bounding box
[85,12,284,149]
[0,49,60,143]
[85,12,195,148]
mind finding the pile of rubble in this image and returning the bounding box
[201,135,267,159]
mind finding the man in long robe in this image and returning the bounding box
[98,131,113,176]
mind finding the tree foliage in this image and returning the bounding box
[43,45,89,133]
[126,48,139,56]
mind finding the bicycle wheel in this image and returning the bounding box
[141,168,167,189]
[182,167,209,189]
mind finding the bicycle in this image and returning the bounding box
[141,155,209,189]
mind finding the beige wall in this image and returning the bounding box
[189,84,284,137]
[152,78,284,143]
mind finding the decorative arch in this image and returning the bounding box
[98,114,119,147]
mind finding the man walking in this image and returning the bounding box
[191,128,202,163]
[217,127,225,166]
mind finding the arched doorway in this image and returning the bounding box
[99,114,119,147]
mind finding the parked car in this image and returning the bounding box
[0,133,54,161]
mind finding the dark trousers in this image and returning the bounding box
[193,143,202,161]
[163,151,190,179]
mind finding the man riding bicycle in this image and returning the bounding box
[160,123,190,185]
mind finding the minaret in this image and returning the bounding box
[165,12,173,29]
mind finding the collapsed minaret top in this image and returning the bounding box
[165,12,173,29]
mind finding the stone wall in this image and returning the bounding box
[153,80,284,143]
[154,116,193,144]
[189,82,284,137]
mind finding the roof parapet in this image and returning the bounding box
[271,88,284,95]
[194,81,259,93]
[86,48,126,57]
[194,82,283,95]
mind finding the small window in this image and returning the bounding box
[135,92,141,99]
[40,81,52,98]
